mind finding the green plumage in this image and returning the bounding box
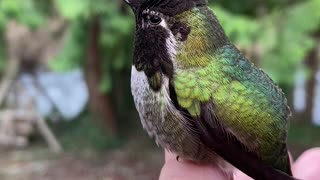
[175,44,291,173]
[173,7,291,174]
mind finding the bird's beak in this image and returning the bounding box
[123,0,130,6]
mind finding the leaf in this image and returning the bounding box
[49,22,87,71]
[55,0,90,20]
[99,75,112,93]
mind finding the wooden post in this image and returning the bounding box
[35,113,63,153]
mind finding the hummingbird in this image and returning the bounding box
[124,0,294,179]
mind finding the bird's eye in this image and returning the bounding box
[149,15,162,25]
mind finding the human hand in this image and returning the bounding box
[160,148,320,180]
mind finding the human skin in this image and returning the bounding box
[160,148,320,180]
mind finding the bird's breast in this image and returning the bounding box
[130,66,232,170]
[130,66,167,139]
[130,66,192,151]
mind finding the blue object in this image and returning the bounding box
[20,69,88,120]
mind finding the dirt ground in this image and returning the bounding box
[0,141,164,180]
[0,122,317,180]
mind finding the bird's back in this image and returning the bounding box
[174,44,291,174]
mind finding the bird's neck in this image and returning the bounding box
[174,7,229,68]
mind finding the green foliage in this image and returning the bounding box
[261,0,320,84]
[55,0,91,20]
[99,12,134,92]
[50,21,87,71]
[0,0,46,29]
[213,7,261,47]
[0,0,319,87]
[212,0,320,85]
[51,0,134,93]
[211,0,306,15]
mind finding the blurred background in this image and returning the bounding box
[0,0,319,179]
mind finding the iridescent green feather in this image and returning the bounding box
[174,45,291,172]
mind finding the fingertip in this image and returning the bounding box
[161,150,228,180]
[233,169,253,180]
[294,148,320,166]
[160,160,227,180]
[293,148,320,179]
[164,150,177,162]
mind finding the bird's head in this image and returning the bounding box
[124,0,228,89]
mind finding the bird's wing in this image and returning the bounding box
[194,102,294,180]
[172,45,293,178]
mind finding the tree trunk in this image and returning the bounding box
[312,40,320,125]
[0,21,26,107]
[305,46,319,121]
[85,17,118,136]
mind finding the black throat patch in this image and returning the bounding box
[133,25,174,91]
[130,0,208,91]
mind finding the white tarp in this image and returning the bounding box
[312,71,320,126]
[293,66,307,113]
[19,69,88,120]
